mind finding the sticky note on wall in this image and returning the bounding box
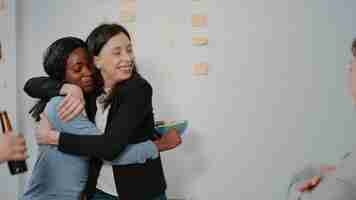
[120,0,136,23]
[192,63,209,75]
[119,0,137,41]
[192,36,208,46]
[192,15,208,28]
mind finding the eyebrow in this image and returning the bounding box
[112,44,132,50]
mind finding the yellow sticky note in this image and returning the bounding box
[192,36,208,46]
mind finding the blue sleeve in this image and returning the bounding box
[45,97,98,135]
[45,97,158,164]
[110,140,159,165]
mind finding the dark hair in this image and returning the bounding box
[30,37,88,121]
[86,23,139,108]
[352,38,356,57]
[43,37,88,81]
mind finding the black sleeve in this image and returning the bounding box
[24,76,63,99]
[58,81,152,161]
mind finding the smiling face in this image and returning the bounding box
[64,47,94,93]
[94,33,134,89]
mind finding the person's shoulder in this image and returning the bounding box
[45,96,65,118]
[123,74,152,92]
[128,74,150,86]
[46,96,65,109]
[44,96,65,127]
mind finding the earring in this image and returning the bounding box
[96,64,101,69]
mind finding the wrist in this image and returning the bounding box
[153,140,165,152]
[50,130,60,145]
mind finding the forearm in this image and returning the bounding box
[42,99,122,160]
[58,133,126,161]
[58,79,152,161]
[24,77,63,99]
[47,130,155,162]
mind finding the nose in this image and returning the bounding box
[121,50,132,63]
[82,64,93,77]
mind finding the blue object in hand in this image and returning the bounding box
[155,120,188,136]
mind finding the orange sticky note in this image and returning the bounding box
[192,15,208,28]
[192,63,209,75]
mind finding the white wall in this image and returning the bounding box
[11,0,356,199]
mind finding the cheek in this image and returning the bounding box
[66,73,83,85]
[108,69,131,83]
[102,65,115,78]
[102,58,116,72]
[64,72,74,83]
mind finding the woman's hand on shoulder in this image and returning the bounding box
[58,84,85,122]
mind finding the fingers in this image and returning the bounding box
[298,181,312,192]
[298,176,321,192]
[168,128,182,145]
[161,128,182,151]
[14,135,26,146]
[61,101,84,122]
[58,96,84,122]
[58,95,81,117]
[62,103,84,122]
[12,145,27,157]
[311,176,321,185]
[58,95,72,114]
[10,136,28,161]
[11,153,28,161]
[59,84,85,111]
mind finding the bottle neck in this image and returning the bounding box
[0,111,13,133]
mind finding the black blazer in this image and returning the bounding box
[24,75,166,200]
